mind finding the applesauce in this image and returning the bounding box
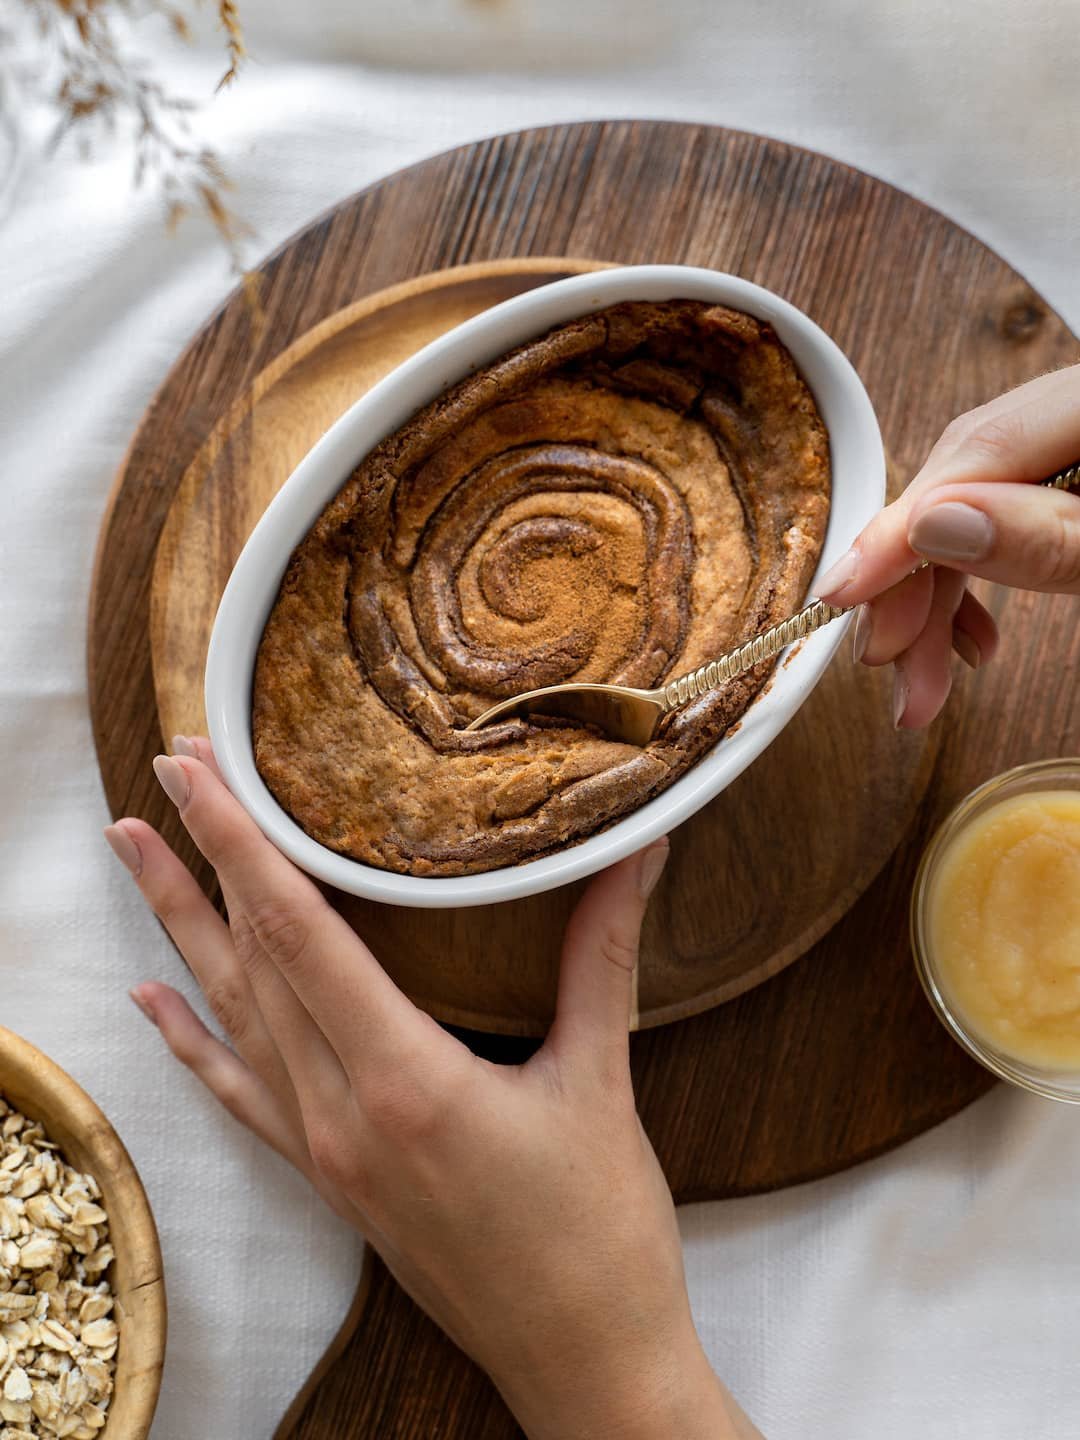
[912,759,1080,1101]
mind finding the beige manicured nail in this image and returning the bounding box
[129,988,158,1026]
[171,735,197,758]
[104,823,142,877]
[909,503,993,563]
[952,629,981,670]
[816,547,859,599]
[639,840,670,900]
[153,754,190,809]
[851,604,873,664]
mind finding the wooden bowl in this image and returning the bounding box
[0,1025,166,1439]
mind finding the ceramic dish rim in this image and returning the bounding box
[205,262,886,907]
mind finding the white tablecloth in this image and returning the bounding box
[1,3,1077,1436]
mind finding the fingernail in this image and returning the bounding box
[909,503,994,563]
[104,823,142,877]
[952,628,982,670]
[851,604,873,664]
[153,754,190,810]
[171,735,197,758]
[129,987,158,1027]
[816,547,859,599]
[638,839,670,900]
[893,666,910,729]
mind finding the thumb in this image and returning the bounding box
[908,483,1080,594]
[547,839,669,1073]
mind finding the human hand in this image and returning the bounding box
[106,740,753,1440]
[816,362,1080,728]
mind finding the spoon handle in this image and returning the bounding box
[660,461,1080,710]
[1050,460,1079,492]
[660,599,851,708]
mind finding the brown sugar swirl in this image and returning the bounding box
[253,300,831,876]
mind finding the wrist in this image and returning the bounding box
[505,1328,741,1440]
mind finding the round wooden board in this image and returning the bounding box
[88,123,1079,1440]
[148,255,926,1034]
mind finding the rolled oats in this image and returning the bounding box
[0,1098,116,1439]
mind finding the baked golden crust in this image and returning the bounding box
[252,300,830,876]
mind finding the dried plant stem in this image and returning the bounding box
[7,0,249,268]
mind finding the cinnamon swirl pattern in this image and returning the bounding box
[253,301,830,875]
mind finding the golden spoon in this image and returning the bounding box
[465,463,1079,746]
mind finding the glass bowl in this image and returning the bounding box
[911,757,1080,1104]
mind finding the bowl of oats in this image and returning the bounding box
[0,1025,165,1440]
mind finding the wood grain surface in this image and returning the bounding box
[0,1027,165,1440]
[147,256,928,1033]
[86,122,1079,1440]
